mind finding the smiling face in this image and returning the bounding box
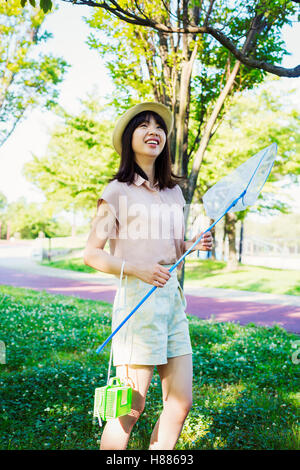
[131,114,167,161]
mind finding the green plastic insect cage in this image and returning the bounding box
[93,377,132,425]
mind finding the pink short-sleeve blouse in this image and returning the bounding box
[97,172,186,270]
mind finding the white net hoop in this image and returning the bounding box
[203,143,277,220]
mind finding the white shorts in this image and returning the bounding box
[111,265,193,366]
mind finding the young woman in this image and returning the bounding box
[83,102,213,450]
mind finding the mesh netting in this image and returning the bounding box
[203,143,277,220]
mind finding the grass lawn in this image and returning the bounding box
[41,256,97,274]
[41,257,300,296]
[0,284,299,450]
[184,259,300,296]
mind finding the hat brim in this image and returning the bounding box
[112,102,173,156]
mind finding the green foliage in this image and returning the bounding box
[0,0,68,146]
[23,97,119,216]
[20,0,53,13]
[196,78,300,215]
[85,0,296,175]
[0,197,72,238]
[0,284,299,449]
[86,5,166,112]
[86,0,296,109]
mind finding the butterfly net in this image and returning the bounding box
[202,143,277,220]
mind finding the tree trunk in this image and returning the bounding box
[238,220,244,263]
[174,43,198,176]
[222,222,226,260]
[210,218,216,260]
[6,221,10,241]
[186,59,241,206]
[184,12,267,221]
[224,212,238,269]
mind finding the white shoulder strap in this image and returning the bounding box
[107,260,126,384]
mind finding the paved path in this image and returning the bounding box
[1,260,299,335]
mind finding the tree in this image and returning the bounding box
[85,1,297,284]
[23,97,120,216]
[23,0,300,281]
[196,78,300,267]
[0,0,68,147]
[0,196,71,239]
[60,0,300,77]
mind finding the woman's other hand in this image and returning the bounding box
[191,231,213,251]
[134,263,171,287]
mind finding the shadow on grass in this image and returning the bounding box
[187,388,299,450]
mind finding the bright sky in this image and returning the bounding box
[0,2,300,214]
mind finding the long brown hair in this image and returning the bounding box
[109,111,184,190]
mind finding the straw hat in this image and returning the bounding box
[112,102,173,156]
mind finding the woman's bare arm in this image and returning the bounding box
[83,200,135,277]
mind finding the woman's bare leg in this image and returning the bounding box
[149,354,193,450]
[100,364,154,450]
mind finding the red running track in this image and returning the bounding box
[0,266,299,334]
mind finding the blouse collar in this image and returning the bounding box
[133,172,159,190]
